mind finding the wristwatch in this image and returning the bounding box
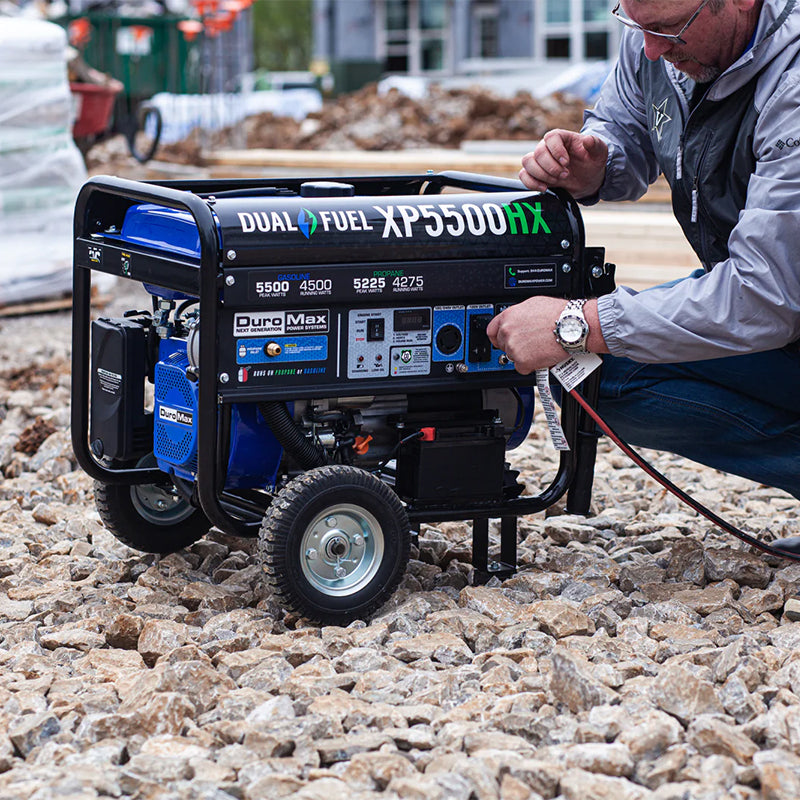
[554,299,590,354]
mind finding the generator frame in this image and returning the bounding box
[71,171,608,583]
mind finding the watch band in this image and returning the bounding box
[554,298,590,353]
[564,299,587,315]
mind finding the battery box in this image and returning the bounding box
[395,421,506,504]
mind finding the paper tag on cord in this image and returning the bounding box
[535,369,569,451]
[551,352,603,392]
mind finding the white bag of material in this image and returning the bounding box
[0,17,88,306]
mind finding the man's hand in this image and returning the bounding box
[487,296,608,375]
[520,130,608,199]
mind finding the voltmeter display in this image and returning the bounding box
[394,308,431,332]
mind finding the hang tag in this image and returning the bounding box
[551,352,603,393]
[535,369,569,451]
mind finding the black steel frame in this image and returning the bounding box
[71,171,603,574]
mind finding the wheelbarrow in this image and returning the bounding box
[70,79,162,163]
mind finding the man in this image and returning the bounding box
[487,0,800,533]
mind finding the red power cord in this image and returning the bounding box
[569,387,800,563]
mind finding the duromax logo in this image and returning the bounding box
[298,208,318,239]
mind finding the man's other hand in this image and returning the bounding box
[486,297,571,375]
[520,130,608,199]
[487,296,608,375]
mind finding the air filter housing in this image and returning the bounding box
[154,341,198,480]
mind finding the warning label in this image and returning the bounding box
[96,368,122,396]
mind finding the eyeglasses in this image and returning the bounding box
[611,0,710,45]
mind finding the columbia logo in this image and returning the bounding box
[776,137,800,150]
[777,139,786,150]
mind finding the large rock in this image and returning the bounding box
[547,651,618,713]
[703,548,772,588]
[752,749,800,800]
[8,712,60,757]
[650,664,724,724]
[527,601,595,639]
[559,768,654,800]
[137,619,193,666]
[686,715,758,765]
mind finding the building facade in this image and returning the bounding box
[313,0,620,86]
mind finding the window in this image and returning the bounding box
[386,53,409,71]
[478,15,499,58]
[421,37,444,70]
[386,0,408,30]
[471,0,499,59]
[378,0,450,74]
[546,0,569,24]
[420,0,446,29]
[539,0,616,62]
[546,37,571,59]
[584,31,609,59]
[583,0,609,22]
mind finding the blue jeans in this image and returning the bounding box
[597,348,800,499]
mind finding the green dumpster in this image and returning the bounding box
[55,14,202,104]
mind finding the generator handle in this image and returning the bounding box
[435,170,527,193]
[72,176,217,487]
[71,176,257,537]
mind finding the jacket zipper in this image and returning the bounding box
[690,131,714,267]
[677,71,713,267]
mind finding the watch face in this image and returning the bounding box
[559,316,585,344]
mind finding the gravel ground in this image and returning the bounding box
[0,283,799,800]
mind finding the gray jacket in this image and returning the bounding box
[587,0,800,362]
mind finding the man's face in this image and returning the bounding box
[620,0,757,83]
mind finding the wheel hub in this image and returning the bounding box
[129,454,196,526]
[323,531,349,559]
[299,504,385,596]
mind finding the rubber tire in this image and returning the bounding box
[259,465,410,625]
[94,471,211,554]
[127,103,162,164]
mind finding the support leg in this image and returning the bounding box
[472,516,517,584]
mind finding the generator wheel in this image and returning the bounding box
[259,465,410,625]
[94,454,211,554]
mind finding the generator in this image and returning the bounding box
[71,172,615,624]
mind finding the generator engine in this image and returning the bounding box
[72,171,614,625]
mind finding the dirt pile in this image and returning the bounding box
[148,82,587,166]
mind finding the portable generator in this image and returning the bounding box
[71,171,615,624]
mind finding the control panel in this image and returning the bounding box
[221,299,521,399]
[215,251,584,400]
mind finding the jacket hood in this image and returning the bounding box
[707,0,800,98]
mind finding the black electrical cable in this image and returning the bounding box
[568,386,800,563]
[371,430,426,476]
[176,298,199,318]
